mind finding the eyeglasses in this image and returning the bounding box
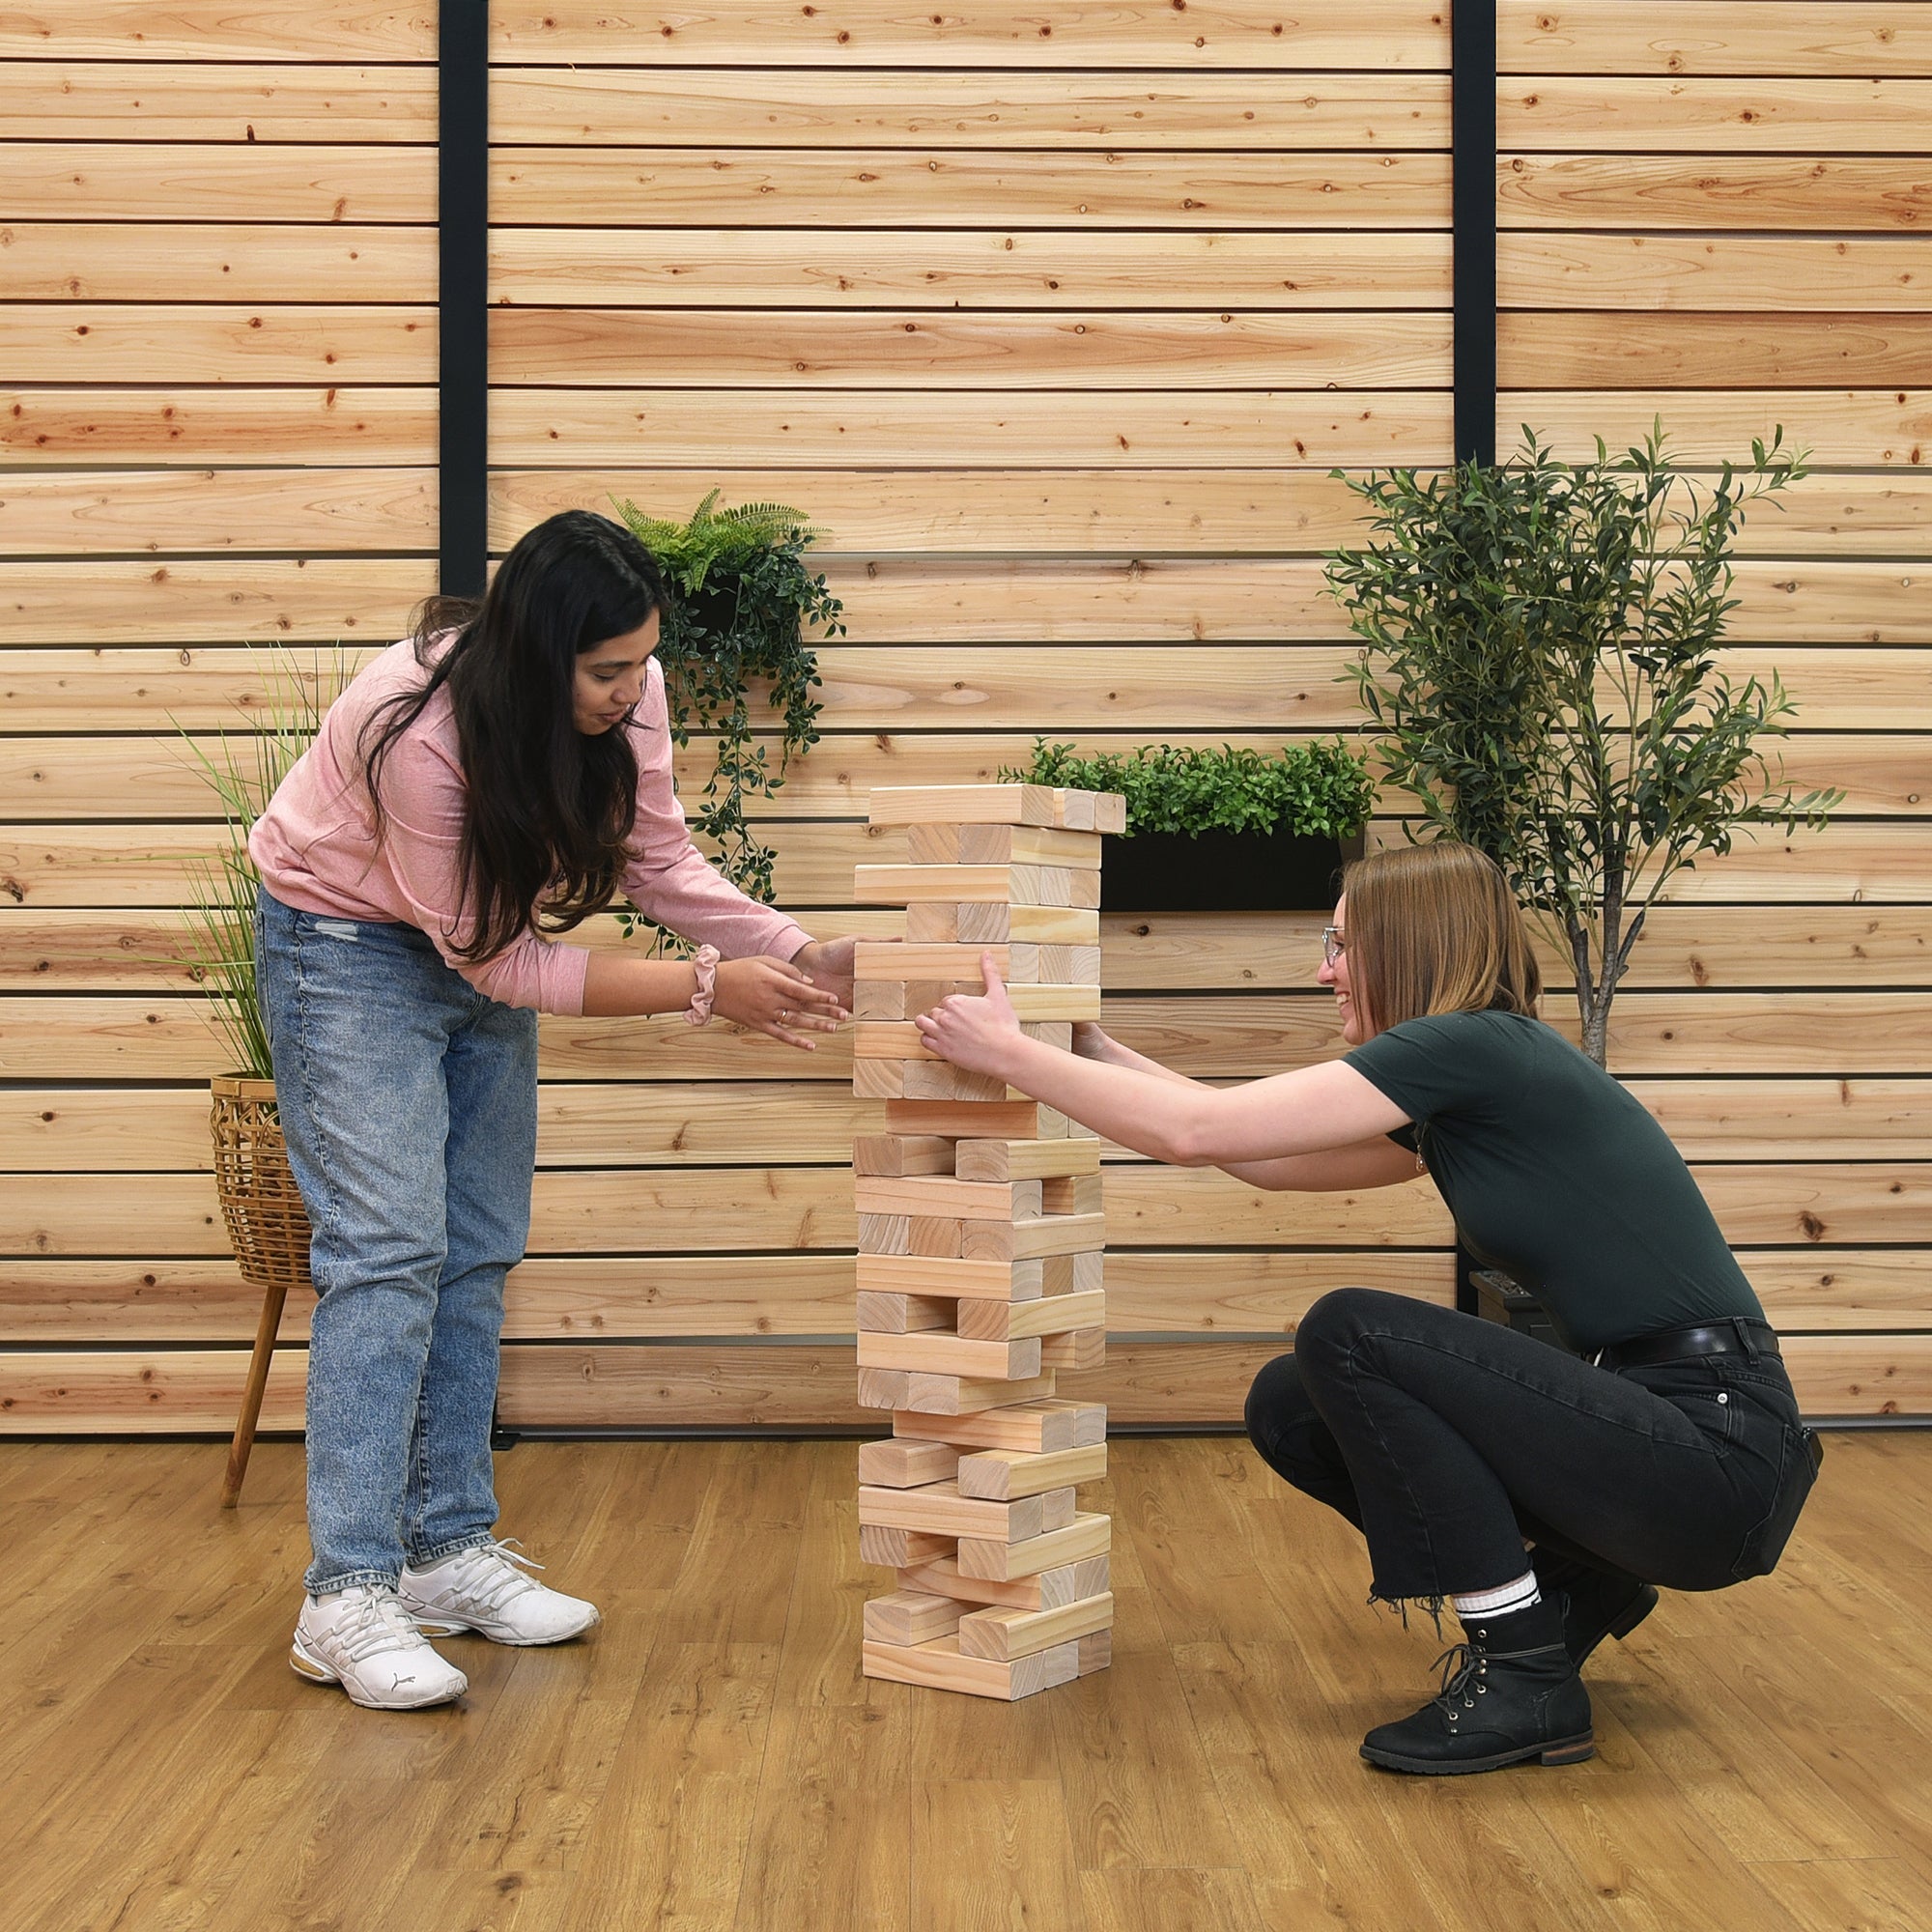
[1321,925,1348,966]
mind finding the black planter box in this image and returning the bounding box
[1472,1268,1576,1356]
[1099,826,1365,914]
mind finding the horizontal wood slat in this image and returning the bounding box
[1496,156,1932,232]
[0,64,438,141]
[491,4,1452,70]
[1499,237,1932,314]
[5,1332,1924,1433]
[1495,316,1932,392]
[1498,395,1932,472]
[489,71,1452,150]
[487,230,1454,310]
[488,311,1453,391]
[0,390,437,467]
[490,391,1452,469]
[0,224,438,302]
[492,150,1453,230]
[1496,4,1932,79]
[1497,79,1932,153]
[7,904,1928,997]
[0,7,438,61]
[3,145,439,222]
[0,305,438,384]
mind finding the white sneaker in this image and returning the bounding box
[290,1583,469,1710]
[398,1540,600,1647]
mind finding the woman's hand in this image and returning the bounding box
[1072,1021,1126,1064]
[715,954,846,1049]
[915,953,1026,1076]
[791,935,858,1008]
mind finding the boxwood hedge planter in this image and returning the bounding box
[1101,827,1366,914]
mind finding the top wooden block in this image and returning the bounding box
[868,784,1127,835]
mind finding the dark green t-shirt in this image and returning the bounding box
[1344,1009,1764,1353]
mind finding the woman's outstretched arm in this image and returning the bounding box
[918,956,1408,1170]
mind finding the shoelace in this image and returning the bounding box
[1428,1642,1485,1717]
[433,1539,546,1616]
[329,1587,431,1663]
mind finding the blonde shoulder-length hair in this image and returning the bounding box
[1340,842,1542,1036]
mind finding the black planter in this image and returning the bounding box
[1099,826,1364,914]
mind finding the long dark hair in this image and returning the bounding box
[361,510,668,960]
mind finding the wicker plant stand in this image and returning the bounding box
[211,1074,312,1507]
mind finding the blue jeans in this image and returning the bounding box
[256,888,538,1595]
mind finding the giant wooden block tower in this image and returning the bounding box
[851,782,1125,1699]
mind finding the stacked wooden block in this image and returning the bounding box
[851,783,1125,1700]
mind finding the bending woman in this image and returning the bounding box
[916,840,1818,1776]
[251,511,852,1711]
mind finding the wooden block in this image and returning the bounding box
[854,1134,956,1179]
[855,942,1011,980]
[1077,1628,1114,1675]
[958,1511,1112,1582]
[863,1590,965,1647]
[1021,1021,1073,1053]
[858,1212,911,1256]
[955,904,1102,945]
[854,1058,910,1099]
[957,1592,1115,1663]
[1039,1487,1078,1531]
[854,1022,942,1061]
[1039,1327,1107,1372]
[1041,1173,1105,1215]
[858,1437,960,1489]
[957,1287,1108,1344]
[858,1523,953,1568]
[867,783,1088,829]
[857,1331,1041,1380]
[858,864,1089,906]
[894,1399,1105,1454]
[903,1368,1058,1415]
[956,1441,1108,1501]
[857,1254,1044,1303]
[906,823,962,863]
[855,1175,1043,1221]
[856,1292,954,1334]
[908,1215,962,1259]
[1009,944,1101,985]
[854,979,906,1019]
[1004,983,1102,1022]
[900,1554,1110,1613]
[859,1479,1045,1543]
[959,824,1104,869]
[962,1212,1106,1264]
[856,1368,911,1411]
[1061,1252,1105,1294]
[861,1633,1080,1701]
[956,1138,1102,1182]
[903,1061,1009,1103]
[883,1098,1044,1140]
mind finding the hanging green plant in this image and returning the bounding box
[611,492,843,938]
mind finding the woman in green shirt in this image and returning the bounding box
[916,841,1818,1777]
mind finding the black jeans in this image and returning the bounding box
[1246,1288,1818,1605]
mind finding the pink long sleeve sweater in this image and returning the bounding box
[249,639,810,1013]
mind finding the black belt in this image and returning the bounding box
[1593,1318,1781,1374]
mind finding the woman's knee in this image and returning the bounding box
[1293,1285,1393,1364]
[1245,1351,1324,1484]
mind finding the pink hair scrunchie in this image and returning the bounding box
[684,944,722,1027]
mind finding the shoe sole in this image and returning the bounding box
[402,1607,601,1647]
[1360,1731,1596,1776]
[289,1634,466,1710]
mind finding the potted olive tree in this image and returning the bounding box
[612,492,843,928]
[1331,425,1839,1067]
[1002,739,1375,912]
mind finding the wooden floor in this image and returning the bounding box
[5,1435,1932,1932]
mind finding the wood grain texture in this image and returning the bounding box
[0,305,438,384]
[489,229,1452,310]
[0,389,436,467]
[489,310,1451,390]
[0,62,437,140]
[1497,78,1932,153]
[1497,4,1932,78]
[491,71,1451,149]
[2,144,438,221]
[1495,315,1932,392]
[493,149,1451,230]
[493,3,1451,70]
[1499,236,1932,314]
[0,5,437,60]
[0,224,437,302]
[1499,394,1932,473]
[1496,155,1932,232]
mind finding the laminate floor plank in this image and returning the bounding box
[2,1435,1930,1931]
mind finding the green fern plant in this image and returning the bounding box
[611,492,843,944]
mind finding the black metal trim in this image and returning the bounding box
[439,2,490,596]
[1452,0,1497,467]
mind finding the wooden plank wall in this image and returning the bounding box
[3,4,1928,1433]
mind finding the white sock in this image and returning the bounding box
[1451,1571,1541,1620]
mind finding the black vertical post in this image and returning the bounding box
[1452,0,1497,469]
[440,2,490,596]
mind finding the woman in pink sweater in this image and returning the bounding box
[252,511,851,1710]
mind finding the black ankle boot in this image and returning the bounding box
[1359,1597,1593,1776]
[1533,1549,1659,1669]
